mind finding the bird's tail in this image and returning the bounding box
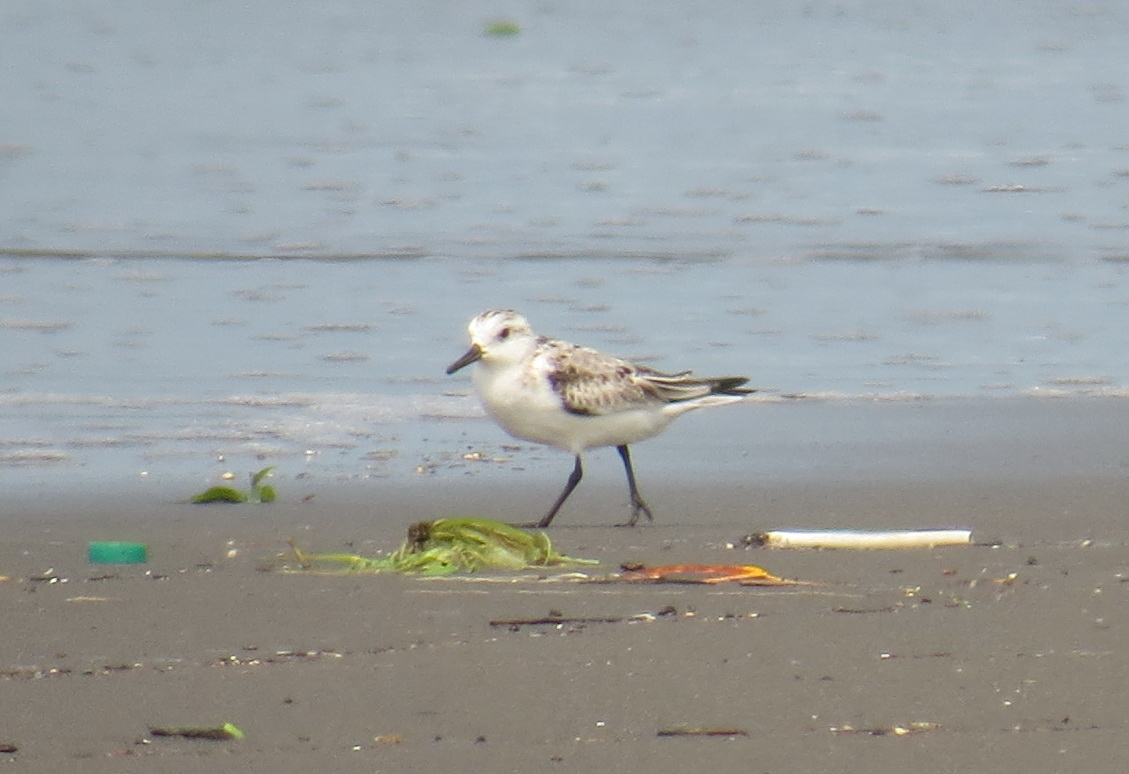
[660,392,747,418]
[708,376,754,396]
[645,372,754,404]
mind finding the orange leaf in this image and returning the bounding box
[617,563,795,585]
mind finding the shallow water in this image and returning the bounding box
[3,1,1129,495]
[4,1,1129,260]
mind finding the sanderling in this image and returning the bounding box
[446,309,752,527]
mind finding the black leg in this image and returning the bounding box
[616,445,654,526]
[535,455,583,528]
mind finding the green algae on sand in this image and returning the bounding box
[282,517,598,576]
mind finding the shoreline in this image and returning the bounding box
[5,393,1128,517]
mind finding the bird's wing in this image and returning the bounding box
[536,342,662,416]
[537,342,749,415]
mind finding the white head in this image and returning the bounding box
[446,309,537,374]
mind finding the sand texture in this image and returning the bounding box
[4,400,1129,773]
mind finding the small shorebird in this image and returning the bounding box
[446,309,752,527]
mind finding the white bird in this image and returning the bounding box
[446,309,752,527]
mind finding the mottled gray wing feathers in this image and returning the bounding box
[541,342,752,416]
[638,368,753,402]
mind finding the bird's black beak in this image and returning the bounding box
[446,343,483,374]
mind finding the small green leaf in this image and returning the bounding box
[250,466,275,488]
[221,722,245,740]
[191,486,248,504]
[254,484,277,503]
[483,20,521,37]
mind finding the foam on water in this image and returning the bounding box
[2,255,1128,493]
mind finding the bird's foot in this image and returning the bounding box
[615,499,655,528]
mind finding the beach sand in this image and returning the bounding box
[3,398,1128,773]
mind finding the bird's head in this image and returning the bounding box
[446,309,536,374]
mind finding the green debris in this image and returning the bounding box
[250,466,277,502]
[149,722,244,741]
[191,486,247,504]
[192,467,276,504]
[483,20,521,37]
[285,518,598,576]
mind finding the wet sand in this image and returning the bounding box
[3,399,1128,772]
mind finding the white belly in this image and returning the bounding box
[488,399,674,452]
[473,364,673,453]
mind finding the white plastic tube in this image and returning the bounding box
[746,528,973,549]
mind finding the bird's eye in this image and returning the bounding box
[498,327,511,340]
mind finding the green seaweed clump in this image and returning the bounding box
[288,517,597,576]
[192,467,276,504]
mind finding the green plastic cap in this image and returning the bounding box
[88,541,148,564]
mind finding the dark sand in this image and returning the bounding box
[3,399,1129,773]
